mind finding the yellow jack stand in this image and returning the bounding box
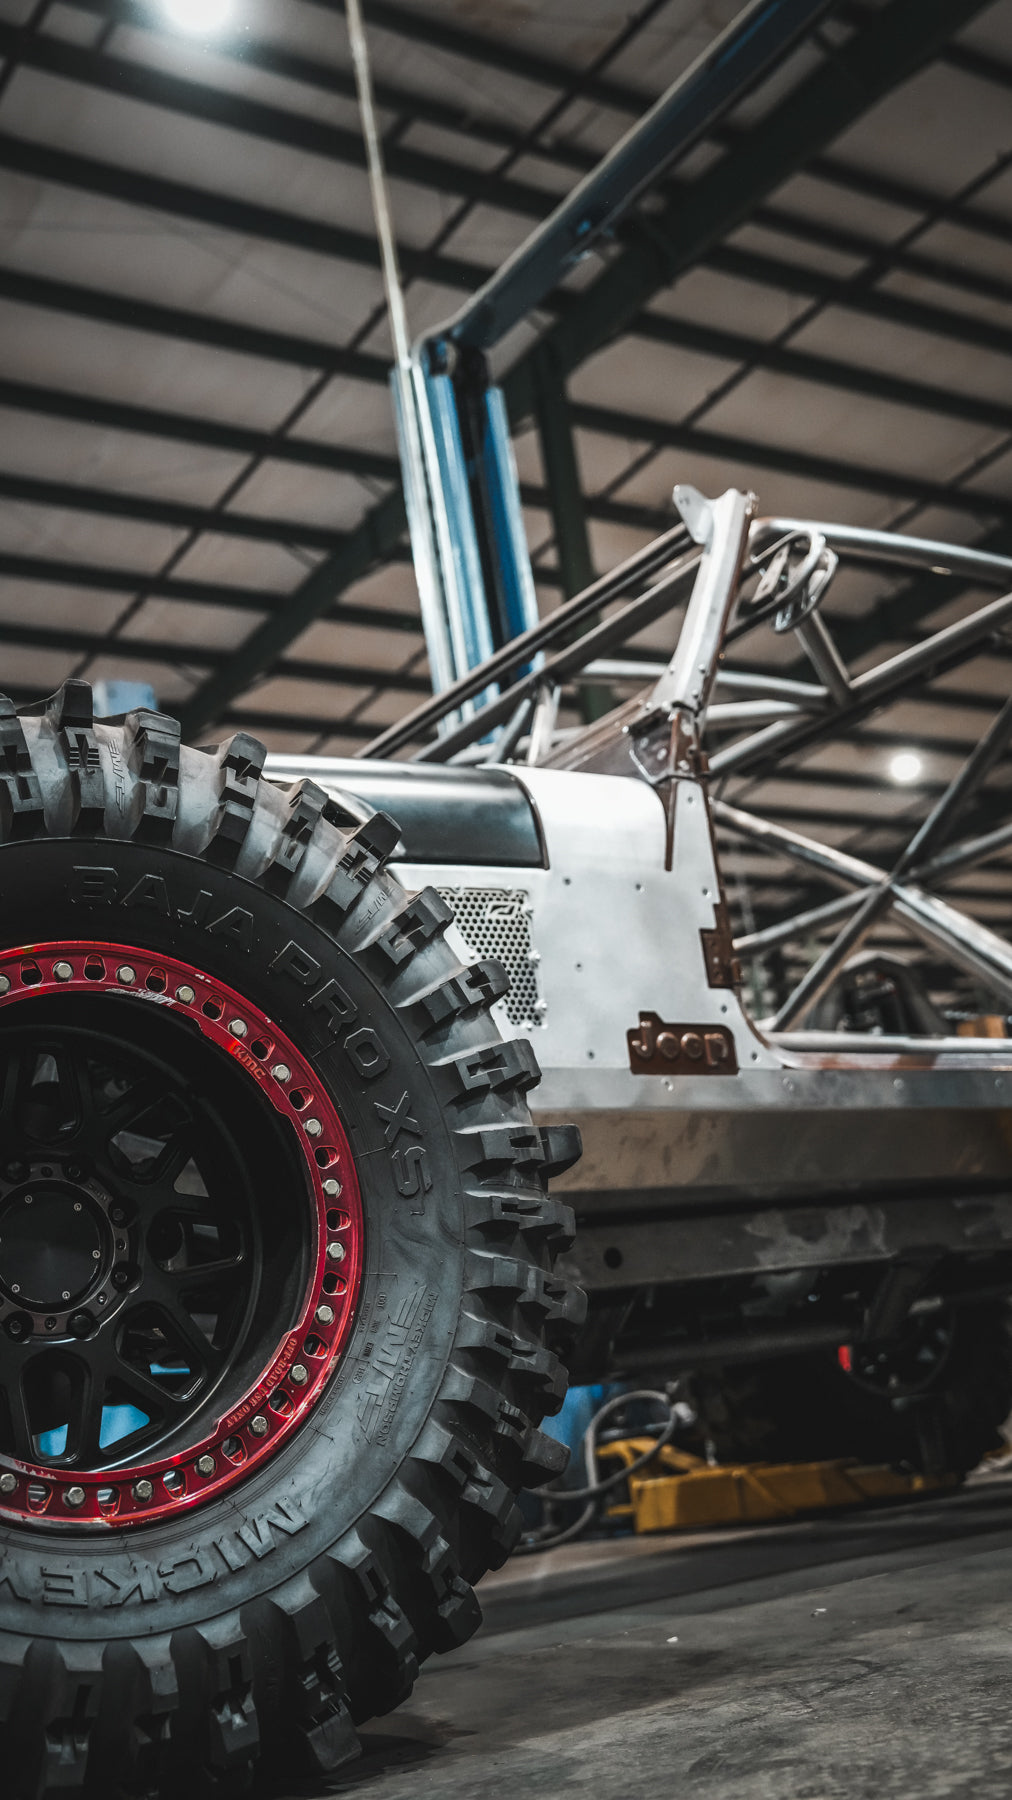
[597,1437,956,1534]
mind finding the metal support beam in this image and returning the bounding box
[6,257,1011,449]
[0,469,352,554]
[0,378,675,536]
[18,3,1009,343]
[532,350,595,601]
[60,0,597,174]
[175,489,410,738]
[566,398,1012,527]
[0,548,421,631]
[0,617,431,694]
[531,346,613,723]
[0,265,388,382]
[512,0,997,389]
[442,0,835,352]
[0,131,487,295]
[0,22,557,227]
[713,581,1012,781]
[706,243,1012,366]
[0,374,400,480]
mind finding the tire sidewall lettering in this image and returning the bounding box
[0,841,467,1634]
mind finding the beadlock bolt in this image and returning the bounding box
[304,1118,322,1137]
[65,1487,86,1509]
[53,961,73,981]
[316,1304,335,1326]
[322,1178,342,1198]
[250,1415,269,1438]
[196,1455,216,1477]
[327,1241,345,1263]
[116,965,136,986]
[271,1063,291,1083]
[229,1018,247,1038]
[0,977,9,996]
[175,984,195,1004]
[291,1364,308,1386]
[0,1473,16,1496]
[132,1479,153,1503]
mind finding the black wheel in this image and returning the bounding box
[0,683,584,1799]
[693,1304,1012,1476]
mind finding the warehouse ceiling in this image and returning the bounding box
[0,0,1011,980]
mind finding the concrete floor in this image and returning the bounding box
[279,1464,1012,1800]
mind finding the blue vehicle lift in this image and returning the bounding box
[347,0,837,721]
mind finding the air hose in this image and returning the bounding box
[516,1387,682,1553]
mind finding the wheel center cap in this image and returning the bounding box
[0,1187,105,1308]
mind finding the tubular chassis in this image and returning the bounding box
[271,484,1012,1377]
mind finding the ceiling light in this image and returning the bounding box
[889,750,922,785]
[161,0,233,34]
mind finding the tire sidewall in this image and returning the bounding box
[0,835,468,1641]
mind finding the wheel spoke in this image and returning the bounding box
[75,1363,110,1466]
[0,1047,22,1137]
[134,1283,223,1381]
[0,975,311,1484]
[112,1358,188,1424]
[162,1257,244,1286]
[3,1370,35,1462]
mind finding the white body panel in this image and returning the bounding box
[396,764,777,1083]
[392,763,1012,1289]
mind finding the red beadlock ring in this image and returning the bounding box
[0,941,364,1529]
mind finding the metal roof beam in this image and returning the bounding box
[0,375,676,535]
[15,33,1009,315]
[0,469,352,553]
[632,313,1012,434]
[0,469,577,590]
[942,38,1012,90]
[6,30,1008,330]
[0,24,556,224]
[7,251,1010,435]
[59,0,597,173]
[0,548,422,632]
[0,617,432,693]
[706,243,1012,363]
[568,398,1012,526]
[0,373,400,478]
[0,131,488,292]
[312,0,646,114]
[0,266,388,381]
[508,0,998,390]
[10,362,1007,543]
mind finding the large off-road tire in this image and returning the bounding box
[0,683,583,1799]
[693,1304,1012,1476]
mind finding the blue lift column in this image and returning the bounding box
[387,0,836,731]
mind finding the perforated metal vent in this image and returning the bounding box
[437,888,544,1030]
